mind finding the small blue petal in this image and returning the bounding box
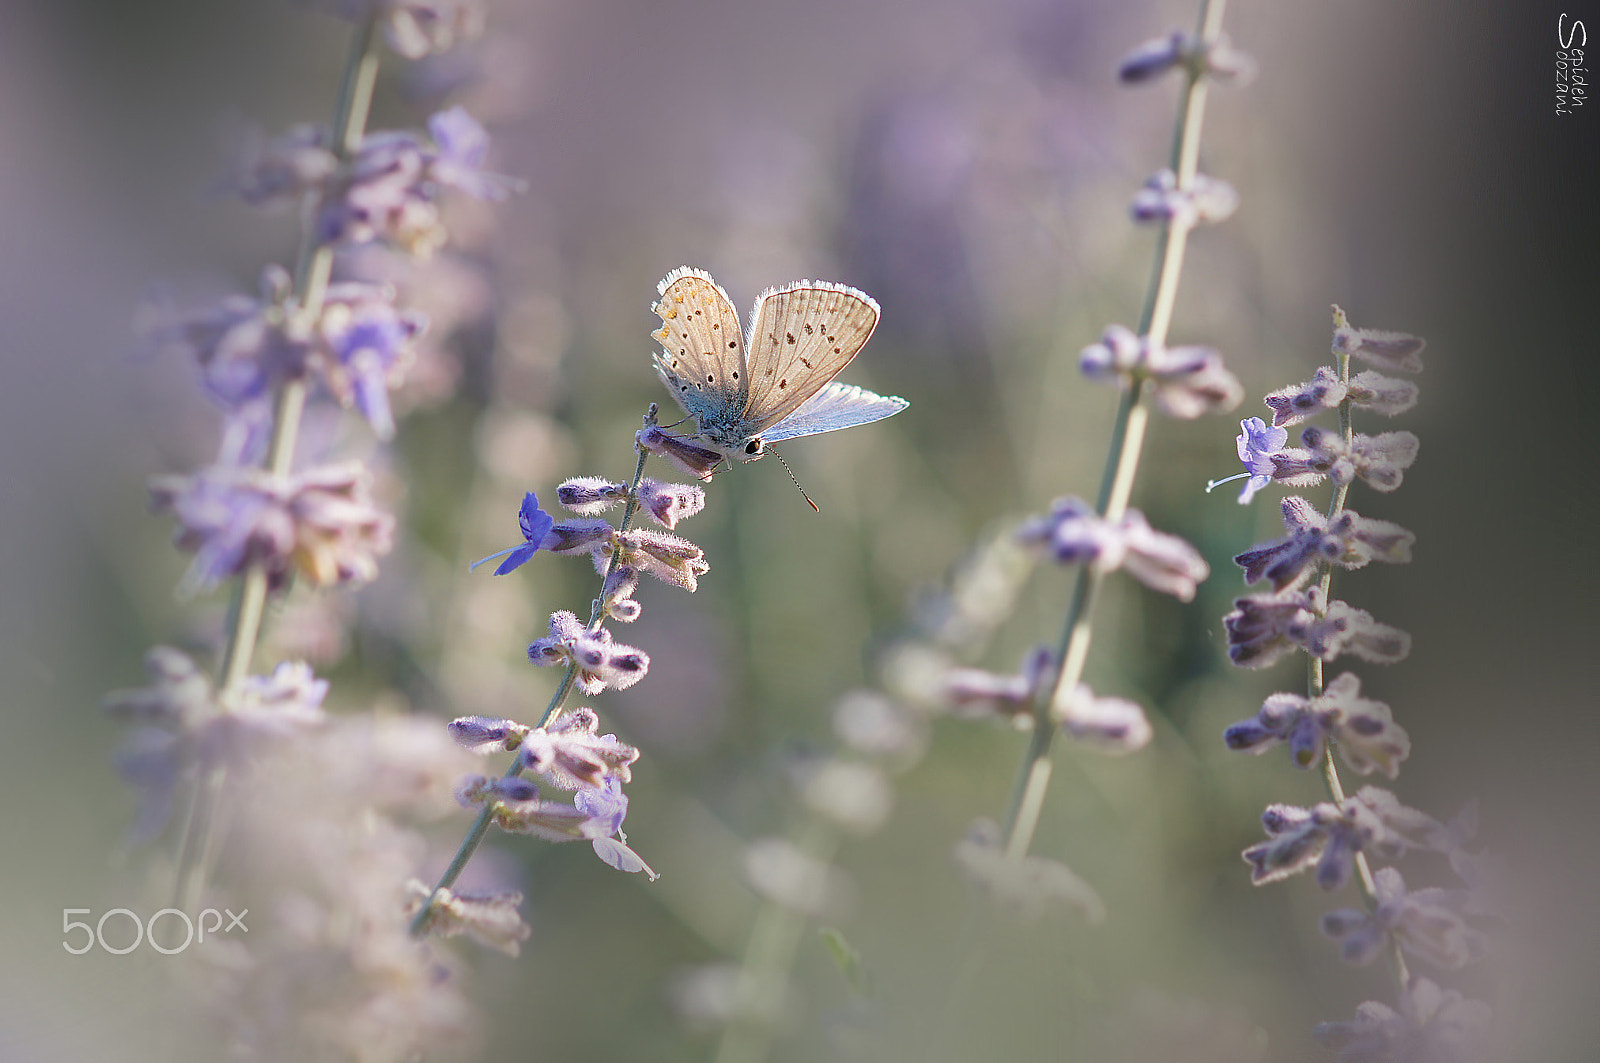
[494,542,541,576]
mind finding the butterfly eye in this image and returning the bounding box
[744,439,764,456]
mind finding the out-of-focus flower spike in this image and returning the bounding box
[953,819,1106,921]
[1117,30,1256,87]
[1052,684,1152,753]
[1116,31,1186,84]
[1131,170,1239,228]
[1313,978,1491,1063]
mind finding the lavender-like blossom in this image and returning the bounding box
[447,715,530,754]
[556,476,629,514]
[1224,671,1411,778]
[575,776,657,878]
[1270,425,1421,493]
[1223,586,1410,669]
[1321,867,1486,970]
[316,107,519,254]
[1232,416,1289,504]
[1018,497,1209,601]
[1243,787,1460,891]
[1117,29,1256,85]
[526,611,650,695]
[518,706,640,789]
[456,770,653,878]
[316,280,428,439]
[470,491,555,575]
[636,424,724,481]
[952,819,1106,922]
[1079,324,1244,419]
[223,122,339,208]
[939,645,1052,727]
[1263,366,1347,428]
[150,460,394,593]
[616,528,710,591]
[304,0,486,58]
[1234,495,1414,590]
[1313,978,1491,1063]
[1131,169,1239,227]
[1053,684,1152,753]
[1331,305,1426,374]
[637,478,708,530]
[402,882,530,956]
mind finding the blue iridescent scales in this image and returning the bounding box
[650,266,908,462]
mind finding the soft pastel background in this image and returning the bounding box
[1,0,1594,1060]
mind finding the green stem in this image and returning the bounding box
[410,429,654,937]
[1000,0,1227,860]
[174,12,383,913]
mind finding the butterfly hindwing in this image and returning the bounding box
[758,381,910,444]
[741,281,880,435]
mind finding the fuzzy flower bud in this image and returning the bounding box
[939,645,1052,728]
[1313,978,1490,1063]
[1018,498,1208,600]
[1052,684,1152,753]
[1270,426,1420,493]
[600,564,643,623]
[1263,366,1347,428]
[1116,30,1255,86]
[953,819,1106,922]
[637,424,723,481]
[1320,867,1486,970]
[404,881,530,956]
[616,529,710,591]
[1079,324,1244,418]
[527,611,650,695]
[1244,787,1461,890]
[1234,495,1414,590]
[149,461,393,594]
[637,478,707,530]
[1131,170,1239,227]
[447,715,531,754]
[1224,671,1410,778]
[518,706,640,790]
[556,476,628,515]
[1331,305,1426,374]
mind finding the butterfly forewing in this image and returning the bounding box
[651,267,749,425]
[741,281,880,435]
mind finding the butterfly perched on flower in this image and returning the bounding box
[650,267,908,463]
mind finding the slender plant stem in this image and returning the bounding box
[999,0,1228,860]
[174,13,383,913]
[410,433,654,937]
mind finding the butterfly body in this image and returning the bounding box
[651,267,907,461]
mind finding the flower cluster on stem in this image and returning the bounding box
[1219,306,1496,1061]
[104,3,525,1056]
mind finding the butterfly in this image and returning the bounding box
[650,266,908,463]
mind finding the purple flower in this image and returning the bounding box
[426,106,521,201]
[1054,684,1152,753]
[447,715,530,754]
[939,645,1053,727]
[1243,787,1460,890]
[1117,30,1255,86]
[471,491,555,575]
[1224,587,1410,669]
[1223,671,1410,778]
[221,122,338,208]
[636,424,724,481]
[517,707,640,789]
[526,611,650,695]
[1080,324,1244,419]
[1130,169,1239,227]
[1263,366,1347,428]
[556,476,629,514]
[1321,866,1486,969]
[1017,498,1208,601]
[1313,978,1490,1063]
[576,777,657,878]
[1331,305,1426,374]
[616,529,710,591]
[317,282,427,440]
[1234,495,1414,590]
[637,478,707,530]
[1270,425,1420,493]
[404,882,530,957]
[1233,416,1289,504]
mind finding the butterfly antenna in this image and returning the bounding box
[771,448,819,512]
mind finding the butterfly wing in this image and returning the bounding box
[651,267,749,430]
[740,280,880,435]
[758,381,909,443]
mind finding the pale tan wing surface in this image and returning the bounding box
[651,267,749,419]
[740,280,880,435]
